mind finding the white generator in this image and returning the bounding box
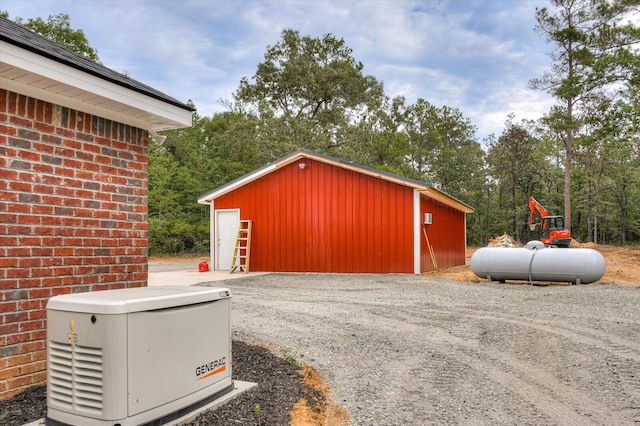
[45,286,233,426]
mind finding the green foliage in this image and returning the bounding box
[281,347,302,367]
[147,108,264,255]
[487,115,547,241]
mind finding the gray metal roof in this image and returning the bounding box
[0,16,194,112]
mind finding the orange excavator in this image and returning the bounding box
[528,196,571,247]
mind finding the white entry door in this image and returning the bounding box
[215,210,240,270]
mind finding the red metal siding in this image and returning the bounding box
[215,158,415,273]
[420,195,466,271]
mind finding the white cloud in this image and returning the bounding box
[2,0,555,140]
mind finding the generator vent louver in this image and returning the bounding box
[49,340,104,414]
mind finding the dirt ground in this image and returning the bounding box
[438,244,640,287]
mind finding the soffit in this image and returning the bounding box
[0,41,192,131]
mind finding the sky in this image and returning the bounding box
[2,0,557,141]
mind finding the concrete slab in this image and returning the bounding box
[24,381,257,426]
[173,380,257,425]
[148,269,269,287]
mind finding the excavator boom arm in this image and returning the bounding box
[528,196,549,226]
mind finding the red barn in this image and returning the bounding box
[198,150,473,274]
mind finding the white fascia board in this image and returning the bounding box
[0,42,191,130]
[197,164,278,204]
[419,188,474,214]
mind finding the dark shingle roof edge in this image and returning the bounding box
[0,16,195,112]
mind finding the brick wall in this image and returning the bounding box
[0,89,150,400]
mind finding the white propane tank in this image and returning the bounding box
[470,241,606,284]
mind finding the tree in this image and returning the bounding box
[530,0,639,233]
[402,99,484,202]
[4,12,100,61]
[234,29,385,160]
[148,105,263,255]
[487,115,545,241]
[356,96,413,175]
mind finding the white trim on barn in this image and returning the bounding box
[464,213,468,253]
[419,188,474,214]
[199,164,277,203]
[413,189,421,274]
[209,200,216,271]
[0,41,191,131]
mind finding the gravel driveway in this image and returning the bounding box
[199,274,640,425]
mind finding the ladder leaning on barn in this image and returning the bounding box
[230,220,252,273]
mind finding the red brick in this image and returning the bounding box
[19,320,44,332]
[53,266,73,276]
[28,288,51,298]
[32,349,46,361]
[0,124,17,136]
[20,360,45,375]
[5,311,28,323]
[33,370,47,383]
[15,95,27,116]
[33,121,55,134]
[29,330,46,341]
[41,276,63,287]
[0,323,19,336]
[0,236,18,246]
[17,215,40,225]
[31,247,53,257]
[0,387,21,401]
[0,258,18,268]
[42,257,62,267]
[17,150,39,162]
[18,299,42,310]
[32,184,55,194]
[8,374,34,388]
[17,236,41,246]
[18,258,41,269]
[33,227,54,236]
[31,205,54,215]
[62,276,82,285]
[17,278,42,289]
[63,138,82,150]
[6,332,29,345]
[53,247,74,257]
[29,309,46,320]
[51,287,71,296]
[40,237,62,245]
[0,302,17,313]
[0,366,20,380]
